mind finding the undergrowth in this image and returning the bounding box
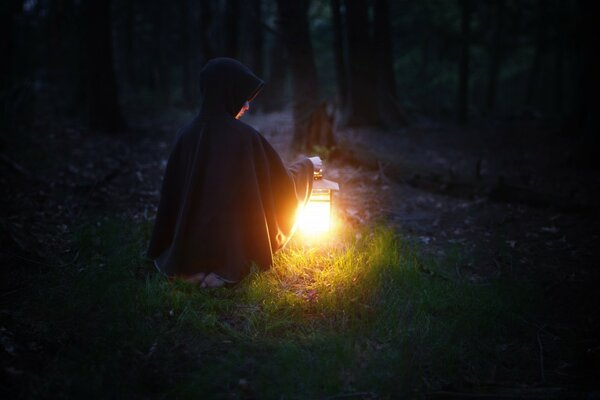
[9,218,540,399]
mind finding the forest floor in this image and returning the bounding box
[1,107,599,398]
[251,111,600,392]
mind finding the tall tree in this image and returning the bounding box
[1,0,20,88]
[485,0,506,114]
[122,0,137,91]
[342,0,379,126]
[81,0,125,131]
[525,0,547,107]
[572,0,599,167]
[0,0,22,127]
[152,1,172,105]
[223,0,239,58]
[374,0,409,126]
[276,0,334,151]
[242,0,264,111]
[374,0,396,100]
[180,0,194,108]
[554,0,566,114]
[261,25,287,112]
[47,0,65,78]
[457,0,472,125]
[341,0,407,127]
[241,0,263,76]
[199,0,215,63]
[330,0,347,108]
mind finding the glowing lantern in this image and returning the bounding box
[297,169,339,235]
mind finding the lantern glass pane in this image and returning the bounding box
[298,189,331,234]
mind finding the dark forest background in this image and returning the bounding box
[1,0,598,162]
[2,1,600,397]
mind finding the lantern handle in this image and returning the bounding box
[308,156,323,179]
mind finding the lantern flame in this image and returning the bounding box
[296,175,339,238]
[297,189,331,234]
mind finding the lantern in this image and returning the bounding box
[297,169,339,235]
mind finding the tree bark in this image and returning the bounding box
[261,24,287,112]
[0,0,19,86]
[374,0,409,126]
[374,0,396,100]
[330,0,347,108]
[554,0,566,114]
[47,0,65,75]
[180,0,194,108]
[81,0,125,132]
[152,2,171,105]
[223,0,239,58]
[525,0,546,107]
[276,0,334,152]
[572,0,600,167]
[249,0,264,77]
[457,0,472,125]
[485,0,505,114]
[342,0,380,126]
[243,0,264,111]
[0,0,22,127]
[123,0,136,91]
[199,0,215,64]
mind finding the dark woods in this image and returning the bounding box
[1,0,598,159]
[2,3,600,396]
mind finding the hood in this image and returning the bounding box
[198,58,264,117]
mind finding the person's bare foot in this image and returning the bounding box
[200,273,228,288]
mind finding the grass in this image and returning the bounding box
[6,218,541,399]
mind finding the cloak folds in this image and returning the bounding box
[147,58,314,282]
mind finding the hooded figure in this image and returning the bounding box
[147,58,315,285]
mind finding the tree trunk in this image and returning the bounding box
[47,0,65,75]
[457,0,472,125]
[248,0,264,76]
[572,0,600,167]
[223,0,239,58]
[485,0,505,114]
[418,36,429,82]
[374,0,396,100]
[0,0,22,127]
[276,0,334,152]
[554,37,564,114]
[123,0,136,91]
[342,0,380,126]
[0,0,19,90]
[261,25,287,112]
[180,0,194,108]
[554,0,566,114]
[374,0,409,126]
[525,0,546,107]
[330,0,347,108]
[153,3,171,105]
[199,0,215,64]
[244,0,264,111]
[81,0,125,132]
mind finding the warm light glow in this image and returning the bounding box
[297,189,331,235]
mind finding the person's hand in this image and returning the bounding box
[236,101,250,119]
[308,156,323,174]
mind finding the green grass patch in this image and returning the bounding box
[12,218,540,398]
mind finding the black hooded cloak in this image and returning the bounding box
[147,58,313,282]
